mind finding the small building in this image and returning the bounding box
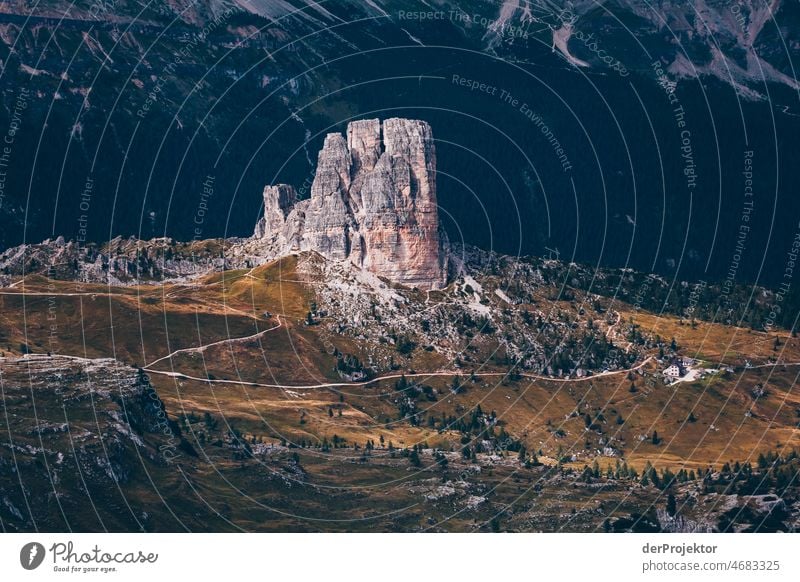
[663,358,687,379]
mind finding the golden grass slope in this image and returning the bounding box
[1,253,798,473]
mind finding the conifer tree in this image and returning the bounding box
[666,492,677,517]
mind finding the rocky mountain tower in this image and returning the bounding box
[255,118,449,289]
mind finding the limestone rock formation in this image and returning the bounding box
[254,184,296,239]
[256,118,448,289]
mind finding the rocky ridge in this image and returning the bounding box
[255,118,449,290]
[0,236,242,286]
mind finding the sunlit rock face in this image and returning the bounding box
[257,118,448,289]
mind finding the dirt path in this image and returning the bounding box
[140,354,656,391]
[144,315,283,368]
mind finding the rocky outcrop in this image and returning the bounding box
[254,185,296,239]
[256,118,448,289]
[0,235,267,286]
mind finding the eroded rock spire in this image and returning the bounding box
[256,118,448,289]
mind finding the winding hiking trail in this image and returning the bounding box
[143,314,284,369]
[5,279,796,392]
[140,343,656,391]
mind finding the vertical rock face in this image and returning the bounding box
[254,184,296,239]
[256,118,448,289]
[300,133,354,261]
